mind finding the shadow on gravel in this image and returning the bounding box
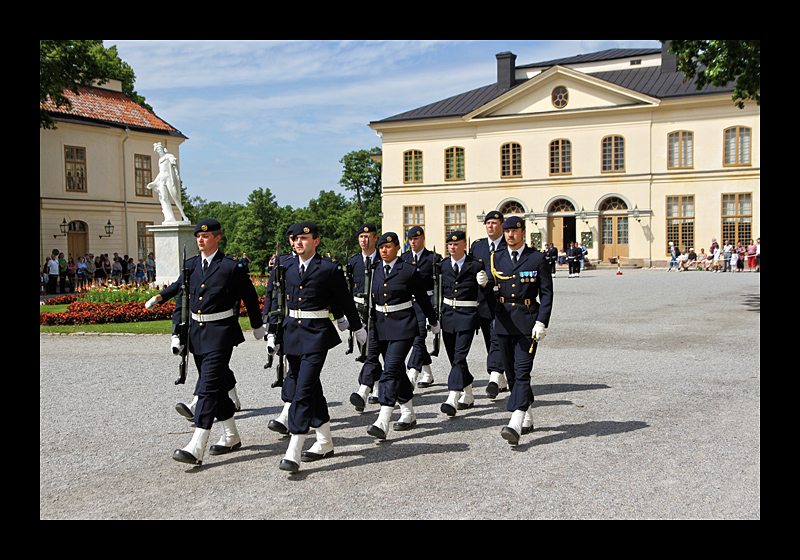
[516,420,649,451]
[741,293,760,313]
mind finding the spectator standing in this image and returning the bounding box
[746,240,757,271]
[723,240,733,272]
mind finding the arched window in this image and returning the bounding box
[550,139,571,175]
[501,142,521,178]
[403,150,423,183]
[500,200,525,215]
[602,135,625,173]
[549,199,575,213]
[600,197,628,212]
[724,126,751,166]
[445,146,465,180]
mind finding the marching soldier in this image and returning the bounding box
[469,210,508,399]
[367,232,440,440]
[401,226,440,387]
[147,218,266,466]
[486,217,553,445]
[348,223,383,412]
[439,230,490,416]
[263,224,298,435]
[546,243,558,276]
[267,221,366,473]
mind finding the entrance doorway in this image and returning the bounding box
[67,221,88,261]
[547,199,576,251]
[599,197,629,260]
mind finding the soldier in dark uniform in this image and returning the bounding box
[148,218,266,466]
[546,243,558,276]
[347,223,383,412]
[400,226,440,387]
[568,241,582,278]
[486,217,553,445]
[267,221,366,473]
[469,210,508,399]
[439,230,491,416]
[263,224,298,435]
[367,232,440,440]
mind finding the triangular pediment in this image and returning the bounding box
[464,66,659,120]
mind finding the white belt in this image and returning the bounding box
[374,301,413,313]
[191,308,235,322]
[443,297,478,308]
[288,309,330,319]
[353,296,365,305]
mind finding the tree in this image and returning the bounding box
[338,147,382,222]
[664,40,760,109]
[40,39,151,129]
[228,188,283,273]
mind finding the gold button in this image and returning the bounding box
[512,284,515,287]
[298,297,302,301]
[199,296,203,300]
[384,283,387,287]
[200,284,205,288]
[199,322,204,326]
[299,285,303,289]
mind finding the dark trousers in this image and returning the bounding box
[568,258,580,275]
[358,324,383,388]
[192,347,236,430]
[377,338,414,407]
[406,302,432,371]
[497,334,537,412]
[478,315,504,374]
[284,351,329,434]
[443,330,474,391]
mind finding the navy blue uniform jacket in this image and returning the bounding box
[487,246,553,337]
[440,255,485,333]
[270,252,361,356]
[470,236,507,320]
[371,259,437,341]
[162,251,263,354]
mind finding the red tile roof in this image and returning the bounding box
[41,86,184,136]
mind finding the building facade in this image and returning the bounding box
[369,44,759,265]
[40,79,187,266]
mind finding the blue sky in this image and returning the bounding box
[107,40,661,209]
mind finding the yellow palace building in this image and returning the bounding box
[369,43,759,266]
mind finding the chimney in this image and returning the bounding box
[661,41,678,74]
[496,51,517,92]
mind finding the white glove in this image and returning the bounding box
[354,327,367,346]
[336,316,349,331]
[252,325,266,340]
[430,321,441,335]
[476,270,488,287]
[145,295,159,310]
[266,333,279,355]
[532,321,547,342]
[171,335,184,355]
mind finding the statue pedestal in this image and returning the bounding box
[147,222,196,287]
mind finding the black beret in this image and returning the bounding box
[484,210,504,223]
[194,218,222,236]
[358,223,377,234]
[377,232,400,247]
[407,225,424,238]
[286,223,298,237]
[502,217,525,230]
[294,221,319,236]
[446,230,466,242]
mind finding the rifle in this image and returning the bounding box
[345,247,355,355]
[430,247,442,357]
[265,241,287,388]
[174,245,190,385]
[356,255,373,363]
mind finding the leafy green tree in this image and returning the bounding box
[664,40,760,109]
[228,188,283,273]
[40,40,150,129]
[338,147,382,223]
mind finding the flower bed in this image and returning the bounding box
[40,298,266,326]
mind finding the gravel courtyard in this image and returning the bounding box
[40,269,760,519]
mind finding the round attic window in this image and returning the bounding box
[552,86,569,109]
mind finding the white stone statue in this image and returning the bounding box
[147,142,189,223]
